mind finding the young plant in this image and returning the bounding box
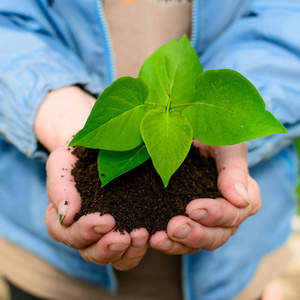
[69,35,287,187]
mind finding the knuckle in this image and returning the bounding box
[79,249,110,266]
[216,199,241,227]
[79,249,93,263]
[211,200,225,224]
[228,209,243,227]
[205,229,230,251]
[249,178,261,215]
[62,231,83,250]
[169,242,185,254]
[191,229,207,249]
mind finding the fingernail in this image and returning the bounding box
[156,239,172,250]
[131,237,148,249]
[189,209,208,221]
[93,225,113,235]
[173,224,192,239]
[58,200,69,224]
[108,243,129,252]
[234,182,250,205]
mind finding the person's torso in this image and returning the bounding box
[45,0,251,91]
[0,0,252,293]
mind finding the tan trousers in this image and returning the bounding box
[0,237,290,300]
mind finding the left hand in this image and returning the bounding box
[36,86,150,271]
[45,143,150,271]
[150,141,261,255]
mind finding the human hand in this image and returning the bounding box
[45,144,149,270]
[150,141,261,254]
[36,87,149,270]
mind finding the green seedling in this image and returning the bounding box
[69,35,287,187]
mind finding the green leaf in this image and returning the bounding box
[141,109,193,187]
[183,69,288,146]
[98,144,150,187]
[69,77,149,151]
[138,35,203,108]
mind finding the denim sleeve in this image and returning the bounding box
[0,1,91,162]
[199,0,300,167]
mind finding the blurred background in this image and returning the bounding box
[275,137,300,299]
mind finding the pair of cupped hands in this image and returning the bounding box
[36,86,261,271]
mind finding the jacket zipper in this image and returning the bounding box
[190,0,200,50]
[95,0,117,84]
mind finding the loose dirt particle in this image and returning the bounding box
[72,146,221,234]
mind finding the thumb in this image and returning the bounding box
[46,143,82,226]
[213,143,250,208]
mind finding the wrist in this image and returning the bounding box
[34,86,95,152]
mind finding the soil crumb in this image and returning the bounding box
[72,146,221,234]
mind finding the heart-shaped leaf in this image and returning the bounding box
[138,35,203,108]
[69,77,149,151]
[98,144,150,187]
[183,69,287,145]
[141,109,193,187]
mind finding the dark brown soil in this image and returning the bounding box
[72,146,221,235]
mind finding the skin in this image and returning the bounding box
[262,281,283,300]
[35,86,261,271]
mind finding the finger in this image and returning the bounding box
[46,144,81,226]
[45,203,115,249]
[149,230,200,255]
[79,230,131,266]
[167,215,236,251]
[246,176,261,215]
[194,141,250,208]
[214,144,250,208]
[186,198,243,227]
[150,231,190,254]
[186,176,260,228]
[186,197,249,228]
[112,228,150,271]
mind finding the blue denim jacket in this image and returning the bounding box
[0,1,300,299]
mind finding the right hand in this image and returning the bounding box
[150,142,261,255]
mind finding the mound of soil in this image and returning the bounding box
[72,146,221,235]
